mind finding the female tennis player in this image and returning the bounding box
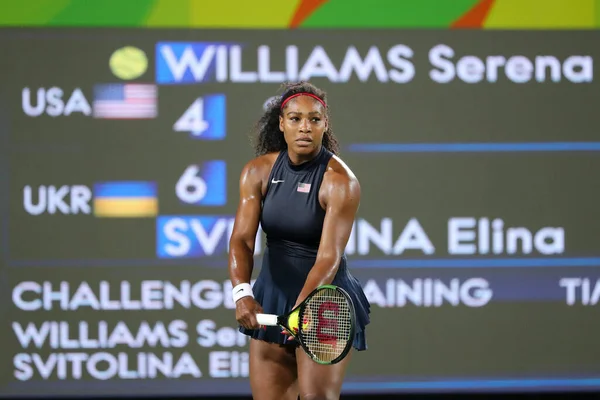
[228,81,371,400]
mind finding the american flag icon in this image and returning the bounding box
[93,83,157,119]
[297,182,311,193]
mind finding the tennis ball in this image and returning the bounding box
[109,46,148,80]
[288,310,300,333]
[288,309,309,333]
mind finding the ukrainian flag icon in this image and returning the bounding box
[93,181,158,218]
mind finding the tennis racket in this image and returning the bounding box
[256,284,356,365]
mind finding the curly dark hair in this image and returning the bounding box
[251,81,340,157]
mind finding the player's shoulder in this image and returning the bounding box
[324,154,360,193]
[240,152,280,181]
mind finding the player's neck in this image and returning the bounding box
[287,146,321,166]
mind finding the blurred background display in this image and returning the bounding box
[1,0,599,397]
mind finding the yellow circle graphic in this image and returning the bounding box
[109,46,148,80]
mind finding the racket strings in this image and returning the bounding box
[299,288,353,363]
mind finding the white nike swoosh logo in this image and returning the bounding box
[271,179,284,183]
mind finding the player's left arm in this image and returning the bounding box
[294,163,360,307]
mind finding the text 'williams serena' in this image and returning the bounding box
[156,42,592,85]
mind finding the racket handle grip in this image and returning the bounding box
[256,314,278,326]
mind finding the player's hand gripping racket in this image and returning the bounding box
[256,284,356,365]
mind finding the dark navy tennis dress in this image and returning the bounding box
[239,146,371,350]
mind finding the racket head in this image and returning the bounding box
[296,285,356,365]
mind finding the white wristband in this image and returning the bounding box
[232,283,254,303]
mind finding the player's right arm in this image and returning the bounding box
[228,157,268,329]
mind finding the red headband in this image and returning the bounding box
[280,92,327,111]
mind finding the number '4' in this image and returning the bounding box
[173,98,209,136]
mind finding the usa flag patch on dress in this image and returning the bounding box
[297,183,311,193]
